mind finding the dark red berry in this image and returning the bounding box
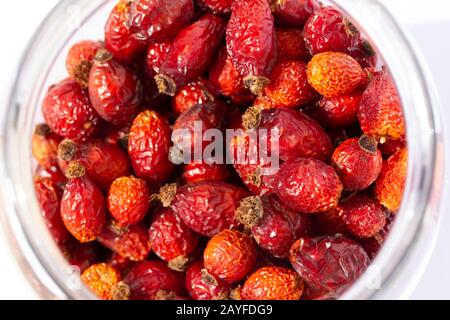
[35,165,67,190]
[314,206,347,235]
[63,240,101,272]
[107,252,134,274]
[270,0,319,27]
[103,124,130,149]
[227,0,278,96]
[186,260,231,300]
[378,138,406,158]
[42,78,101,141]
[197,0,233,15]
[276,29,310,62]
[172,79,216,115]
[145,40,172,77]
[66,40,103,88]
[182,162,230,184]
[32,124,61,169]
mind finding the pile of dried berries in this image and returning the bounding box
[33,0,407,300]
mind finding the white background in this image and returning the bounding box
[0,0,450,299]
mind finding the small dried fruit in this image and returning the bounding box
[204,229,257,283]
[66,40,103,88]
[182,162,230,184]
[82,263,122,300]
[314,206,347,235]
[32,124,62,169]
[172,79,216,115]
[197,0,233,15]
[35,165,67,190]
[241,266,304,300]
[276,29,310,62]
[270,0,319,27]
[186,260,231,300]
[378,138,406,158]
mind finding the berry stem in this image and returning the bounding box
[243,75,270,96]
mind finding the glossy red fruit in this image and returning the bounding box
[128,110,174,184]
[98,222,151,262]
[107,176,150,227]
[182,162,230,184]
[275,158,343,214]
[149,208,200,272]
[341,195,386,239]
[172,79,216,115]
[186,260,231,300]
[331,136,383,191]
[197,0,233,15]
[32,124,61,169]
[290,235,370,297]
[105,0,147,65]
[145,40,172,77]
[82,263,122,300]
[276,29,310,62]
[241,266,304,300]
[209,47,254,105]
[157,182,249,237]
[34,176,70,246]
[66,40,103,88]
[57,139,130,190]
[155,14,226,96]
[204,229,257,283]
[129,0,195,42]
[270,0,319,27]
[227,0,278,96]
[116,260,185,300]
[89,50,143,126]
[306,92,363,129]
[358,71,405,140]
[236,196,315,258]
[60,162,106,243]
[42,78,101,141]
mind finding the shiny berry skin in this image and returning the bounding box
[197,0,233,15]
[379,138,406,158]
[236,196,316,258]
[32,124,61,169]
[331,136,383,191]
[209,47,254,105]
[172,79,216,115]
[358,71,405,140]
[57,139,131,190]
[107,176,150,227]
[341,195,386,239]
[276,29,310,62]
[186,260,231,300]
[307,52,365,98]
[105,0,147,65]
[89,50,143,126]
[204,229,257,283]
[128,110,174,184]
[375,148,408,212]
[60,162,106,243]
[42,78,101,141]
[155,14,226,96]
[66,40,102,88]
[182,162,230,184]
[290,235,370,297]
[270,0,319,27]
[159,182,249,237]
[275,158,343,214]
[241,266,304,300]
[227,0,278,96]
[98,222,151,261]
[145,40,172,77]
[118,260,185,300]
[82,263,122,300]
[149,208,200,271]
[130,0,195,42]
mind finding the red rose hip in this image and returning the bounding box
[270,0,319,27]
[276,29,310,62]
[66,40,102,88]
[186,260,231,300]
[197,0,233,15]
[172,79,216,115]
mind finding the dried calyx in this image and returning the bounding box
[358,135,378,154]
[242,106,263,130]
[243,75,270,96]
[151,183,178,207]
[235,196,264,229]
[58,139,78,161]
[111,281,130,300]
[168,255,190,272]
[65,161,86,179]
[94,49,114,64]
[34,123,52,137]
[155,74,177,97]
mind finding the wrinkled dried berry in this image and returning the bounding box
[276,29,310,62]
[182,162,230,184]
[270,0,319,27]
[172,79,216,115]
[32,124,61,169]
[66,40,103,88]
[314,206,347,235]
[82,263,122,300]
[186,260,231,300]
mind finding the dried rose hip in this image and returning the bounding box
[35,165,67,190]
[156,182,249,237]
[241,266,304,300]
[60,162,106,243]
[66,40,102,88]
[114,260,185,300]
[359,213,394,259]
[358,71,405,140]
[378,138,406,158]
[128,110,174,184]
[331,136,383,191]
[172,79,216,115]
[182,162,230,184]
[227,0,278,96]
[145,40,172,77]
[341,195,386,239]
[107,176,150,227]
[197,0,233,15]
[42,78,101,141]
[89,50,143,126]
[129,0,195,42]
[307,52,365,98]
[375,148,408,212]
[186,260,231,300]
[103,124,130,150]
[270,0,319,27]
[236,196,315,258]
[275,158,343,213]
[32,124,61,169]
[82,263,122,300]
[155,14,226,96]
[276,29,310,62]
[314,206,347,235]
[57,139,130,190]
[105,0,147,65]
[204,229,257,283]
[149,208,200,271]
[98,222,151,262]
[108,252,134,274]
[290,235,370,297]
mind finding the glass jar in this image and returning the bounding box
[0,0,445,300]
